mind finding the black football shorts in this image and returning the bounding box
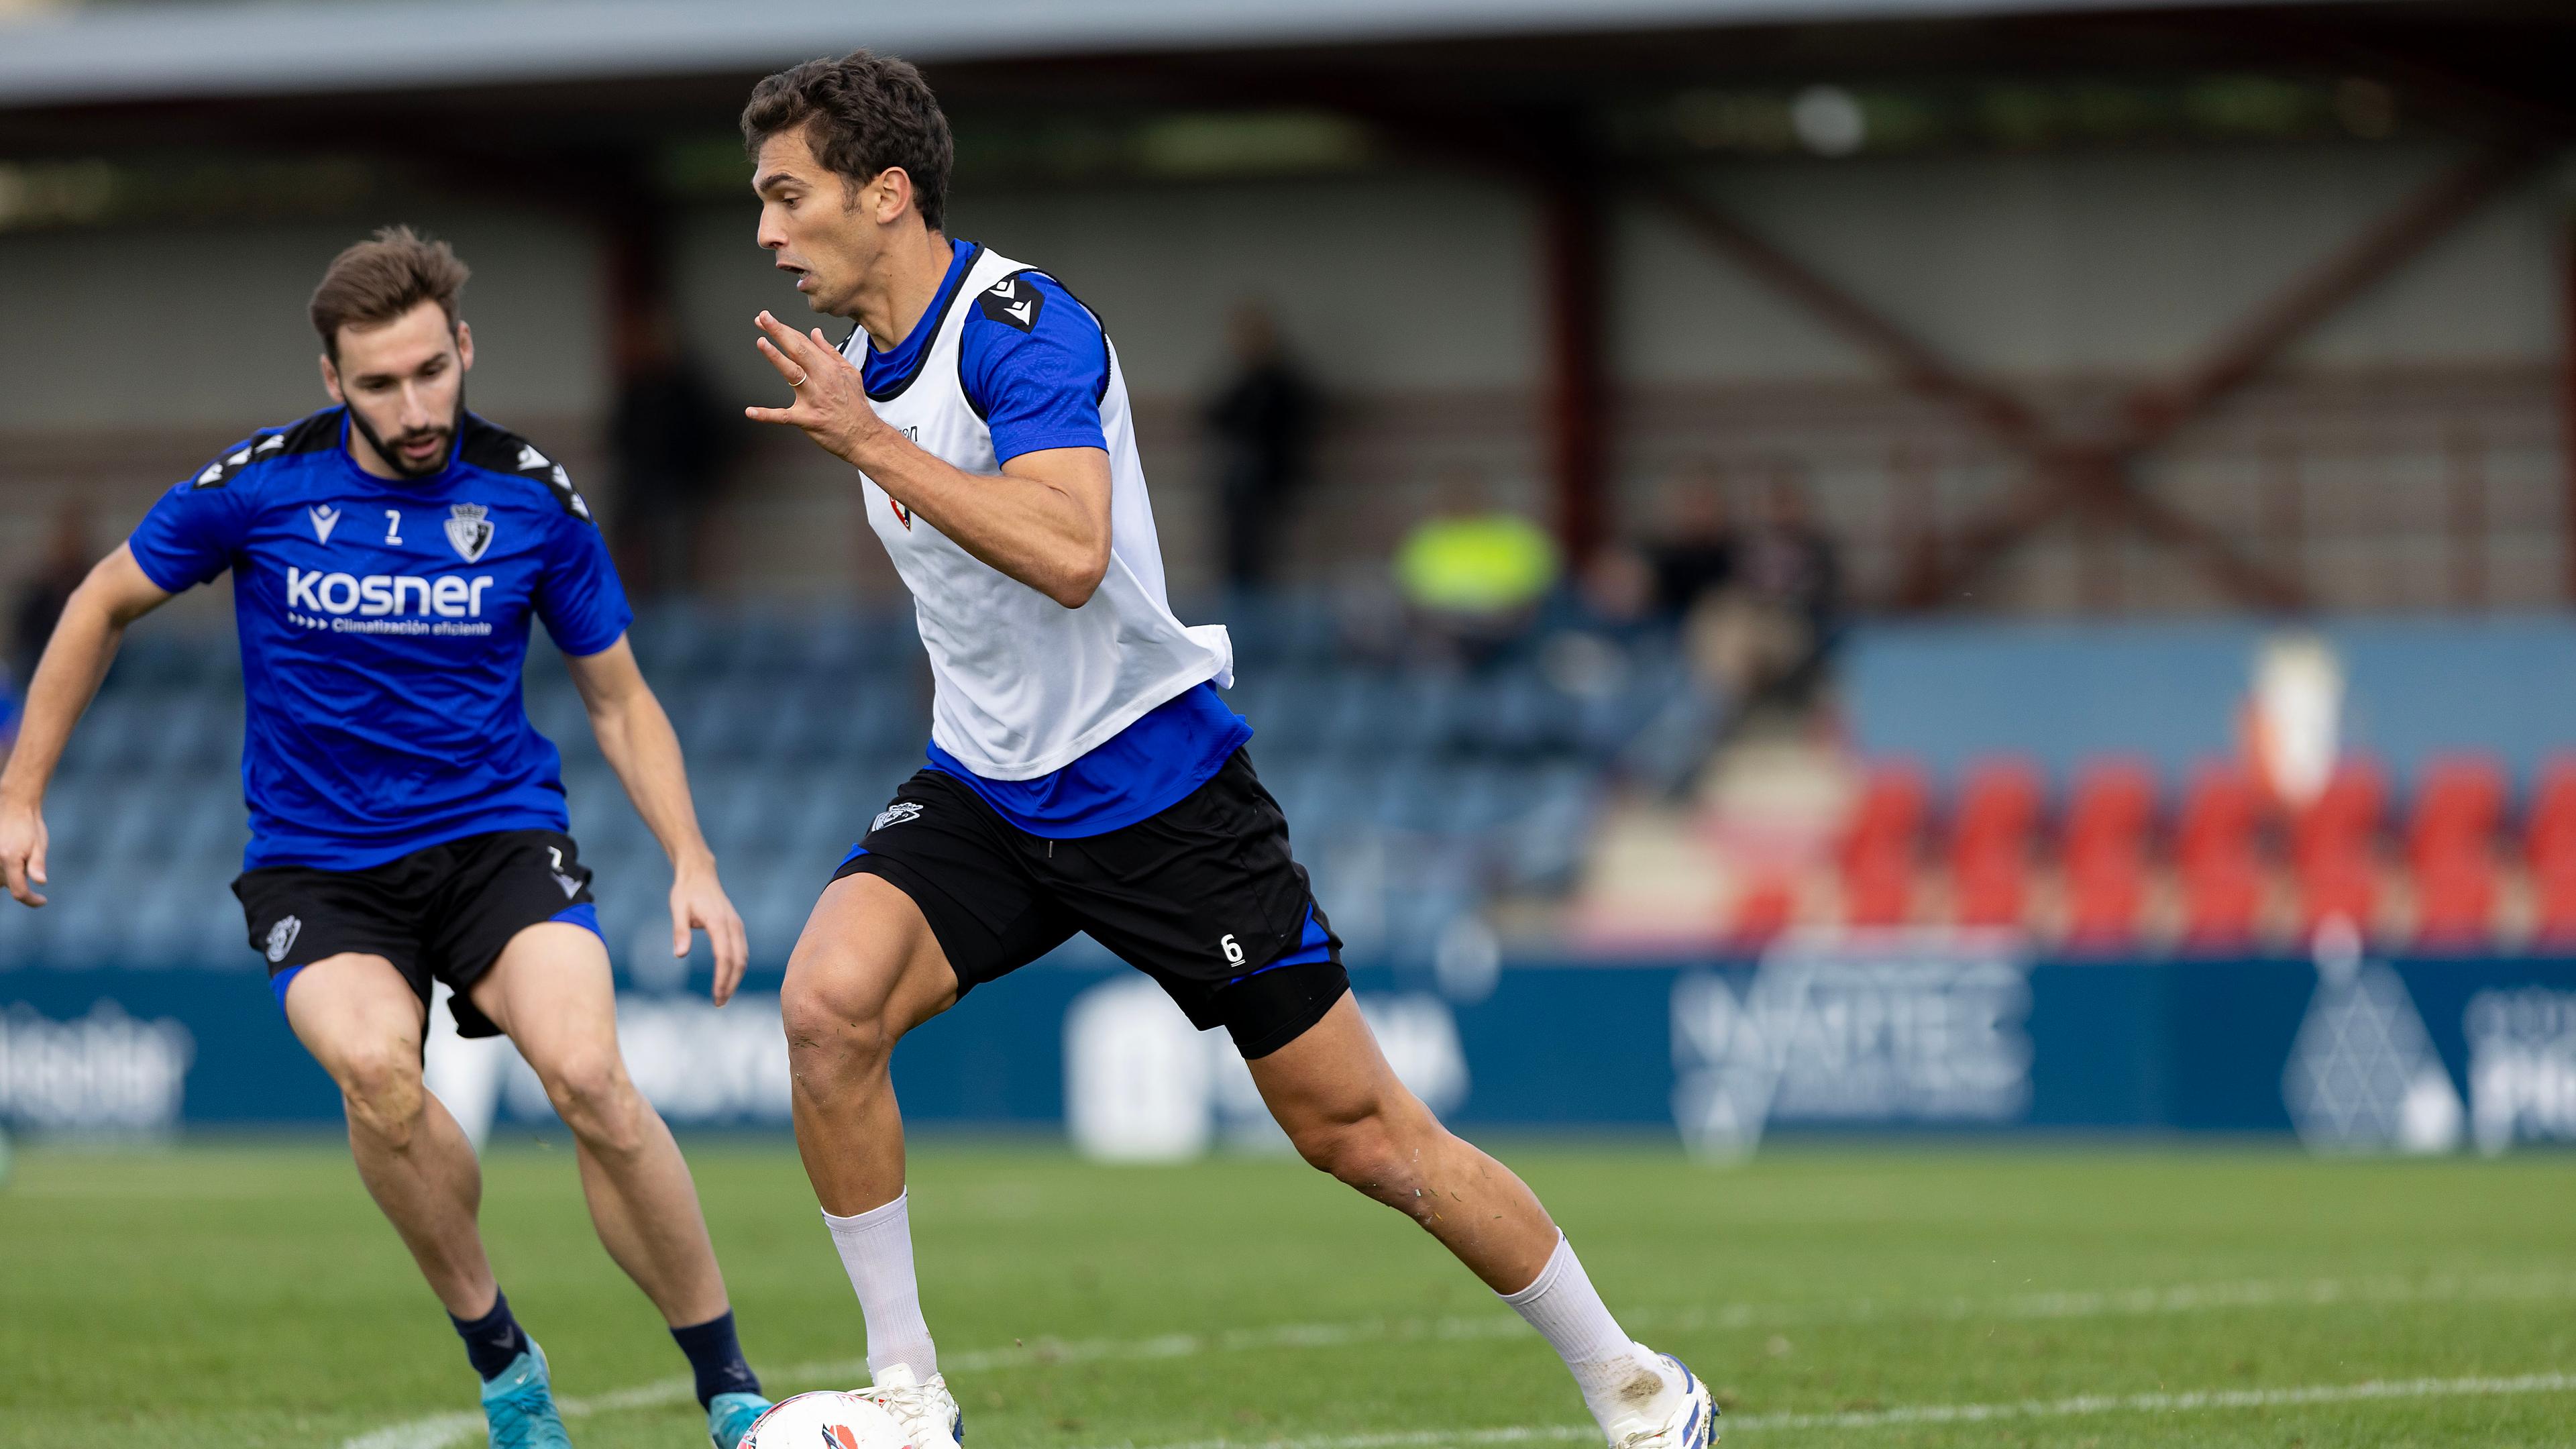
[833,749,1348,1059]
[234,828,601,1038]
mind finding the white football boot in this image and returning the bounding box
[859,1363,965,1449]
[1603,1350,1717,1449]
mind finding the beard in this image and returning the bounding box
[347,388,463,480]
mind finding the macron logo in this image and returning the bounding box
[286,566,494,619]
[308,505,340,543]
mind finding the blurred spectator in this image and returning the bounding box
[1644,461,1737,618]
[1393,466,1560,665]
[1577,545,1656,631]
[609,311,735,596]
[1691,464,1841,708]
[1203,301,1318,590]
[13,500,91,692]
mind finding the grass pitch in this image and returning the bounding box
[5,1138,2572,1448]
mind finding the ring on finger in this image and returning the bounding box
[788,369,811,388]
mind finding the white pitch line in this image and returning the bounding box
[1120,1371,2576,1448]
[339,1272,2576,1449]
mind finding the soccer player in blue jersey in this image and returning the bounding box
[0,229,771,1449]
[732,53,1716,1449]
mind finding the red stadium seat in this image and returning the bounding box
[2292,758,2385,873]
[1946,757,2041,928]
[1953,844,2027,928]
[2527,755,2576,871]
[2532,855,2576,949]
[2410,755,2506,867]
[1842,841,1916,927]
[2412,852,2496,951]
[2064,852,2146,950]
[1841,763,1929,873]
[2177,761,2259,873]
[2404,755,2504,949]
[1730,873,1794,948]
[2180,849,2263,951]
[2065,757,2157,865]
[1952,757,2044,857]
[2298,847,2379,938]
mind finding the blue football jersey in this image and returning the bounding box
[127,408,633,871]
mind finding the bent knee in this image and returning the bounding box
[338,1048,427,1143]
[541,1051,648,1150]
[1289,1113,1413,1194]
[780,963,900,1073]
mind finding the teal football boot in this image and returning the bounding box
[706,1391,771,1449]
[479,1340,574,1449]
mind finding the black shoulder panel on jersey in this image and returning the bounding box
[186,407,341,489]
[458,413,598,525]
[278,408,343,455]
[974,268,1047,334]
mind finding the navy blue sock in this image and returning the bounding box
[451,1289,531,1383]
[671,1309,762,1409]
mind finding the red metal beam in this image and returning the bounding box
[2121,139,2548,452]
[2564,209,2576,602]
[1640,138,2546,612]
[1875,141,2543,610]
[1643,178,2306,608]
[1542,171,1610,564]
[1639,176,2049,452]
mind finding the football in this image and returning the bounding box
[741,1391,911,1449]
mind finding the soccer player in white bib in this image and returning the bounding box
[738,52,1714,1449]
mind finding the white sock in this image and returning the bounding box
[1501,1233,1672,1433]
[822,1191,938,1380]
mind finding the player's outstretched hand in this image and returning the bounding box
[671,861,751,1006]
[0,795,49,908]
[745,311,883,466]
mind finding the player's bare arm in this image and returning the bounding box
[564,635,751,1003]
[745,314,1112,608]
[0,545,174,906]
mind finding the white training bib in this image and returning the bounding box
[845,245,1232,780]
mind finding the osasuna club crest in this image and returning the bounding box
[445,503,496,562]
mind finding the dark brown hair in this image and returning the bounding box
[309,225,469,360]
[741,50,953,230]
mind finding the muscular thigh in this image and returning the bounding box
[1243,992,1413,1133]
[466,921,619,1075]
[786,872,966,1037]
[280,953,429,1085]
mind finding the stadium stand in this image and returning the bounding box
[9,594,1697,971]
[23,607,2576,969]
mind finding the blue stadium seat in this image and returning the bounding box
[1244,665,1338,757]
[760,680,846,762]
[96,780,170,864]
[39,779,111,863]
[46,886,125,967]
[59,692,148,775]
[193,890,252,969]
[1496,764,1599,887]
[170,783,246,861]
[141,695,239,771]
[845,684,930,760]
[697,764,791,861]
[523,680,597,760]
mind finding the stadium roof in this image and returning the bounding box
[0,0,2393,107]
